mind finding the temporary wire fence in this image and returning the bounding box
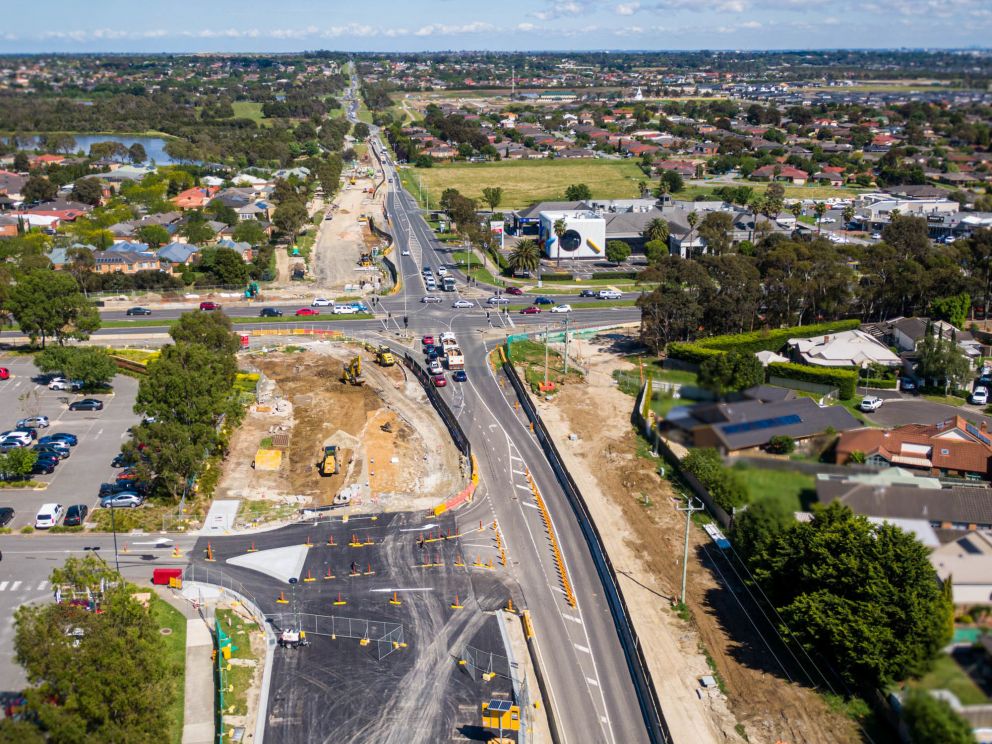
[267,612,405,661]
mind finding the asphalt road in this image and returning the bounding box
[864,396,992,428]
[0,355,141,529]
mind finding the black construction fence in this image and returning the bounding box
[403,353,471,460]
[368,216,398,288]
[501,358,672,744]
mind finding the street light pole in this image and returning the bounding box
[544,323,550,390]
[110,502,120,574]
[677,494,704,606]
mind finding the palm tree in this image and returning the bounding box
[789,202,802,221]
[813,202,827,235]
[746,195,763,242]
[842,205,856,229]
[553,217,568,268]
[686,211,699,256]
[642,217,670,245]
[509,239,541,276]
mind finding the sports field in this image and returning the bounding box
[398,158,645,208]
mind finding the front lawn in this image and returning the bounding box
[149,596,187,744]
[732,464,817,512]
[912,652,989,705]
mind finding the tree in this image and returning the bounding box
[564,183,592,201]
[136,224,171,248]
[553,217,568,267]
[40,132,76,154]
[273,200,308,240]
[0,719,44,743]
[232,219,266,246]
[931,292,970,330]
[660,169,684,193]
[8,270,100,347]
[12,152,30,172]
[128,142,147,164]
[686,210,700,254]
[22,175,57,203]
[766,434,796,455]
[788,202,802,222]
[644,239,668,264]
[508,239,541,275]
[481,187,504,213]
[637,256,713,351]
[697,212,734,256]
[34,346,117,389]
[752,502,953,689]
[682,448,749,512]
[169,310,241,355]
[901,689,975,744]
[916,328,972,393]
[883,214,931,259]
[698,350,764,396]
[605,240,631,265]
[66,246,95,284]
[0,447,38,481]
[842,205,856,227]
[198,247,250,287]
[730,499,793,568]
[13,558,175,743]
[813,202,828,234]
[179,212,216,245]
[642,217,670,245]
[352,122,370,140]
[414,154,433,168]
[70,177,103,206]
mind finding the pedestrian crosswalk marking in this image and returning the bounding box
[0,580,50,591]
[10,581,21,591]
[0,582,8,591]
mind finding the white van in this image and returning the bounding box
[35,503,64,529]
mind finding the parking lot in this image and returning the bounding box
[0,354,140,529]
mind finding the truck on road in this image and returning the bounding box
[442,276,456,292]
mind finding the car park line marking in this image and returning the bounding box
[512,469,527,476]
[10,581,21,591]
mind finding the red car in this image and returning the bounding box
[520,306,541,315]
[505,287,524,296]
[0,367,9,380]
[199,301,220,311]
[295,308,320,317]
[422,335,435,346]
[432,374,447,388]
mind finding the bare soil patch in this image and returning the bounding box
[534,333,861,744]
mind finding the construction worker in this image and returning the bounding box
[351,561,359,575]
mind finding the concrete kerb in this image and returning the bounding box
[183,580,276,744]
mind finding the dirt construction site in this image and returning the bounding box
[532,332,862,744]
[215,341,465,519]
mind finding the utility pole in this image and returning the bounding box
[544,323,550,390]
[563,316,571,377]
[677,494,704,606]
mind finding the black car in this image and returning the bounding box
[47,433,79,447]
[126,307,152,316]
[111,453,133,468]
[69,399,103,411]
[63,504,88,526]
[578,289,597,298]
[33,444,69,460]
[99,481,135,498]
[534,296,554,305]
[0,507,13,527]
[259,307,284,317]
[31,459,57,475]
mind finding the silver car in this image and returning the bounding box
[452,299,474,309]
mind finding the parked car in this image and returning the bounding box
[0,431,33,447]
[0,367,9,380]
[63,504,89,527]
[295,308,320,317]
[520,306,541,315]
[0,507,13,527]
[33,444,69,460]
[452,299,474,309]
[198,301,220,311]
[431,375,447,388]
[101,493,144,509]
[69,399,104,411]
[452,371,468,382]
[311,297,332,307]
[598,289,623,300]
[550,304,572,313]
[17,416,49,429]
[972,387,989,406]
[505,286,524,296]
[46,433,78,446]
[259,308,284,318]
[126,307,152,316]
[579,289,597,298]
[899,377,917,392]
[30,459,56,475]
[401,249,410,256]
[421,296,443,304]
[100,482,133,498]
[859,396,884,412]
[534,296,553,305]
[116,467,140,481]
[111,453,133,468]
[35,503,64,528]
[11,427,38,441]
[49,378,83,391]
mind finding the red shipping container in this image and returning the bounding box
[152,568,183,586]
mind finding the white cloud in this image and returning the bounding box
[516,22,538,32]
[413,22,495,36]
[531,0,592,20]
[740,20,762,28]
[616,1,641,14]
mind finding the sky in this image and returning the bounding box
[2,0,991,53]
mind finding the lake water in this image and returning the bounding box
[11,134,176,164]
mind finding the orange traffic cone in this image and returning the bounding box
[389,591,401,606]
[323,567,335,580]
[276,591,288,604]
[303,569,316,583]
[247,542,257,553]
[205,543,216,562]
[333,592,347,606]
[172,545,182,558]
[326,535,336,547]
[451,594,463,610]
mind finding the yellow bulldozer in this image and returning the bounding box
[342,356,364,386]
[358,252,374,268]
[319,445,339,476]
[376,345,395,367]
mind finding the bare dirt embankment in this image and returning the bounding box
[533,333,861,744]
[215,343,464,520]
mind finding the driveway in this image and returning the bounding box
[864,397,991,428]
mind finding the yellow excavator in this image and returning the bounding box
[376,345,396,367]
[342,356,364,386]
[320,445,339,476]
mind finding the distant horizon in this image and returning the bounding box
[4,0,992,54]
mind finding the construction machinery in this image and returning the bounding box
[342,356,364,386]
[319,445,339,476]
[349,176,357,185]
[358,252,374,268]
[376,346,396,367]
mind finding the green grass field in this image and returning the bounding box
[399,158,646,209]
[681,179,869,201]
[732,464,817,512]
[231,102,269,126]
[912,653,989,705]
[149,597,187,744]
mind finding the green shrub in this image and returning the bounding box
[49,525,84,534]
[767,361,858,400]
[865,377,898,390]
[666,342,723,364]
[538,273,574,282]
[20,525,34,534]
[767,435,796,454]
[682,448,749,512]
[666,319,862,363]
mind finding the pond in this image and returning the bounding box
[10,134,177,164]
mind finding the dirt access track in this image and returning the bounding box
[216,342,465,516]
[534,333,861,744]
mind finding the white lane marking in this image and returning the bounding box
[586,677,599,687]
[512,469,527,476]
[37,580,47,591]
[514,483,531,491]
[521,501,539,510]
[562,614,583,625]
[573,643,591,654]
[368,587,434,593]
[400,524,437,532]
[0,582,8,591]
[10,581,21,591]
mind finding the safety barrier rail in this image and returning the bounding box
[524,469,575,607]
[403,353,471,459]
[501,357,672,744]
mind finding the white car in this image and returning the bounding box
[427,359,443,375]
[401,249,410,256]
[0,432,32,447]
[332,305,358,314]
[437,267,448,277]
[311,298,333,307]
[487,296,510,305]
[858,396,884,412]
[421,296,443,304]
[819,217,836,224]
[17,416,50,429]
[550,304,572,313]
[49,378,83,391]
[35,503,64,529]
[452,299,474,309]
[598,290,622,300]
[971,387,989,406]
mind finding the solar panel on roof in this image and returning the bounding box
[721,414,802,436]
[966,423,992,446]
[487,700,512,712]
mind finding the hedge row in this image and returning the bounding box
[666,319,862,363]
[767,361,858,400]
[865,377,898,390]
[539,270,640,282]
[665,342,723,365]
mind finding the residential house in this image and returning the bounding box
[215,239,253,262]
[157,242,199,269]
[0,171,27,203]
[172,186,220,210]
[787,329,903,368]
[836,416,992,480]
[885,317,984,364]
[930,531,992,605]
[92,250,162,275]
[750,164,809,185]
[654,160,697,178]
[19,199,92,223]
